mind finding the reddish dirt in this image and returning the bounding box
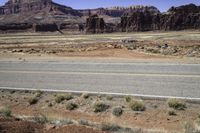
[0,117,44,133]
[47,125,108,133]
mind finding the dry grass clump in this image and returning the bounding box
[93,102,109,113]
[28,96,39,105]
[100,123,121,131]
[81,93,89,99]
[55,93,73,103]
[167,99,186,110]
[106,95,113,101]
[34,90,43,97]
[168,109,176,116]
[55,95,65,103]
[125,96,132,102]
[0,107,12,117]
[66,102,78,111]
[112,107,123,117]
[129,100,145,111]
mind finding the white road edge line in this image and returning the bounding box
[0,86,200,101]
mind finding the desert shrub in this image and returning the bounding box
[34,90,43,97]
[183,122,195,133]
[55,95,65,103]
[0,107,12,117]
[167,99,186,110]
[168,109,176,116]
[112,107,123,117]
[9,90,15,94]
[100,123,121,131]
[32,115,48,124]
[197,114,200,125]
[129,100,145,111]
[48,103,53,107]
[78,119,91,126]
[28,96,38,105]
[125,96,132,102]
[65,93,73,101]
[81,93,89,99]
[106,95,113,101]
[93,102,109,113]
[66,103,78,110]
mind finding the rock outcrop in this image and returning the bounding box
[121,4,200,32]
[86,15,105,33]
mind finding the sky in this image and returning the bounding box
[0,0,200,12]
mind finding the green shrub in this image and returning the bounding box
[129,100,145,111]
[168,109,176,116]
[112,107,123,117]
[28,96,38,105]
[100,123,121,131]
[66,103,78,110]
[0,107,12,117]
[125,96,132,102]
[93,102,109,113]
[65,93,73,101]
[81,93,89,99]
[55,95,65,103]
[167,99,186,110]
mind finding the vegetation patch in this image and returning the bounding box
[129,100,145,111]
[66,102,78,111]
[168,109,176,116]
[34,90,43,98]
[0,107,12,117]
[125,96,132,102]
[28,96,39,105]
[93,102,109,113]
[81,93,90,99]
[100,123,121,131]
[112,107,123,117]
[55,95,65,103]
[65,93,73,101]
[106,95,113,101]
[167,99,186,110]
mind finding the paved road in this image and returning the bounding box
[0,60,200,98]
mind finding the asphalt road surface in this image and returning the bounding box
[0,60,200,98]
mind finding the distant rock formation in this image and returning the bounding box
[0,0,199,33]
[86,14,105,33]
[0,0,82,32]
[121,4,200,32]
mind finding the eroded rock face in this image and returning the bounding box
[121,4,200,32]
[0,0,82,32]
[0,0,52,15]
[86,15,105,33]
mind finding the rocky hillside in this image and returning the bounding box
[121,4,200,31]
[0,0,83,32]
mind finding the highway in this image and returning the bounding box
[0,60,200,98]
